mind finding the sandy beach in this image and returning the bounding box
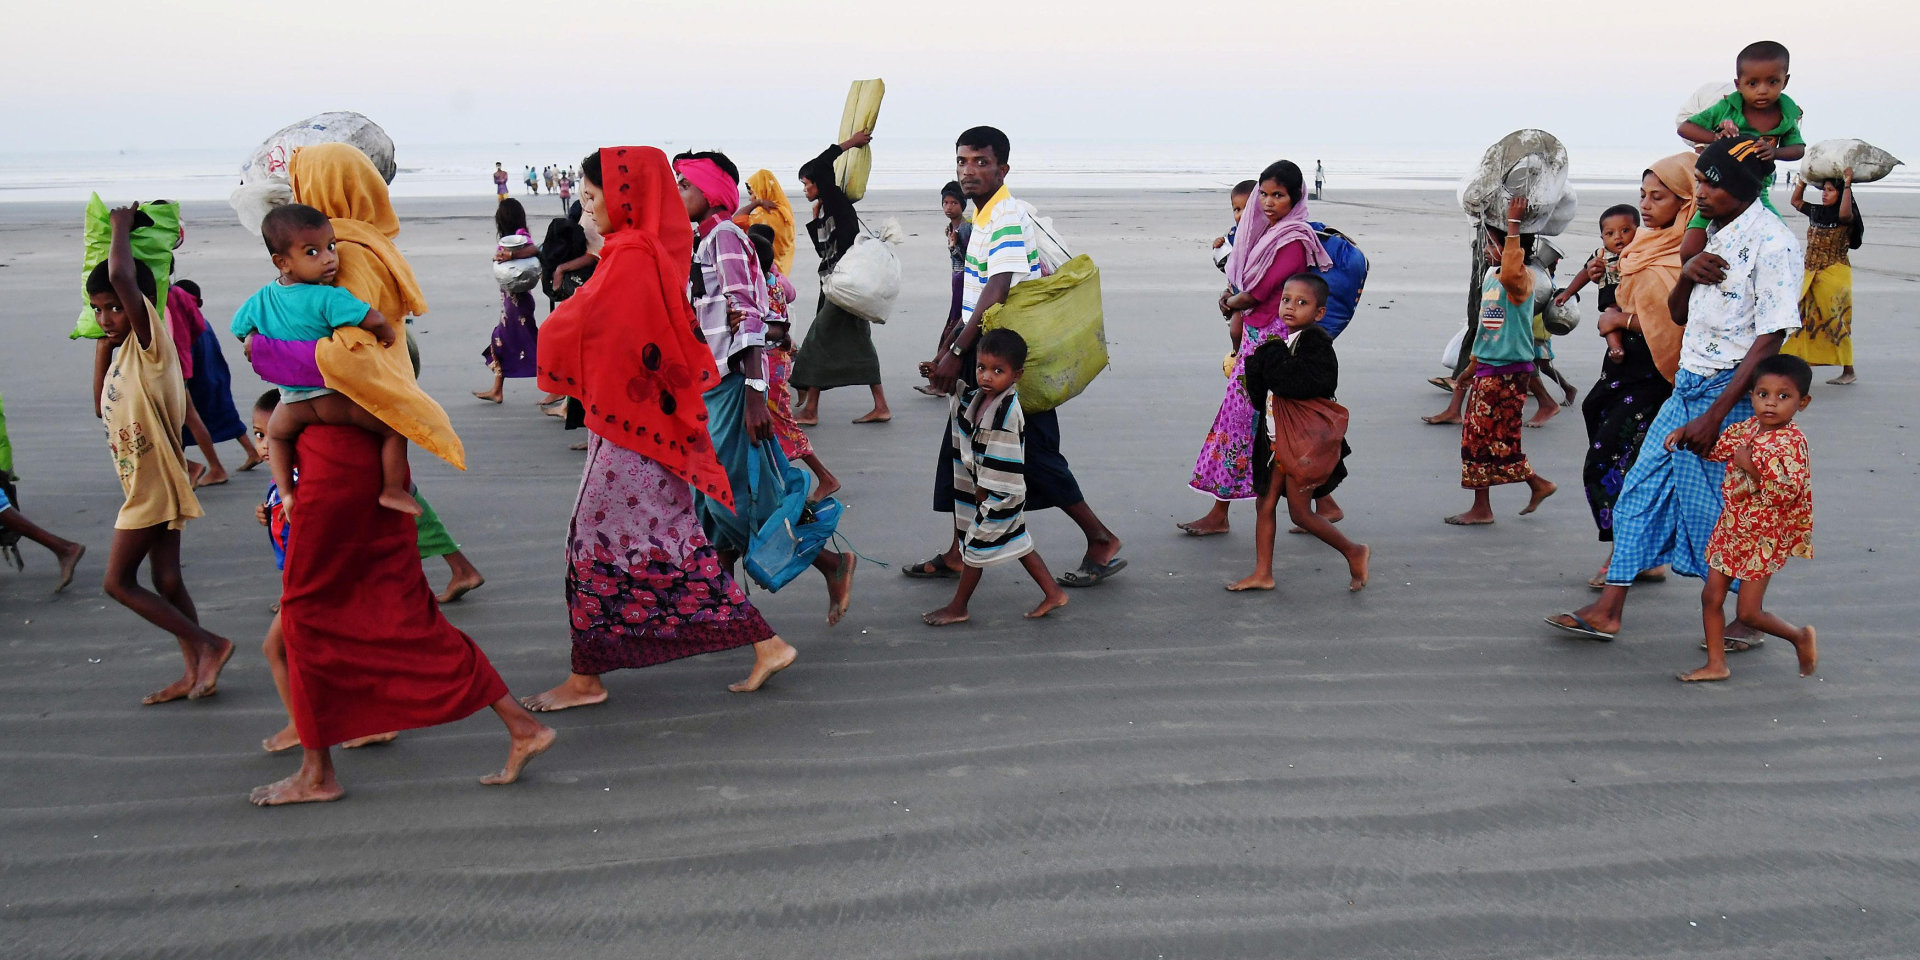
[3,184,1918,958]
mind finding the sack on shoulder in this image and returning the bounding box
[822,219,903,323]
[980,254,1106,413]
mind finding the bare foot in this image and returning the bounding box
[472,390,503,404]
[1025,590,1069,619]
[1226,574,1275,592]
[249,773,344,806]
[1316,504,1345,524]
[810,477,842,503]
[1177,518,1230,536]
[922,604,971,626]
[53,542,85,593]
[1520,478,1557,516]
[1443,511,1494,526]
[188,638,236,699]
[480,725,555,785]
[198,466,230,487]
[262,725,301,753]
[825,552,855,626]
[1347,544,1371,592]
[795,412,819,426]
[1562,384,1579,406]
[1677,665,1731,682]
[143,675,195,705]
[852,410,891,424]
[1826,373,1856,385]
[187,461,207,486]
[520,674,609,712]
[1422,412,1463,425]
[379,488,424,517]
[1083,534,1124,570]
[435,573,486,604]
[1794,625,1819,677]
[730,637,797,692]
[1524,403,1559,428]
[238,453,265,472]
[342,731,399,749]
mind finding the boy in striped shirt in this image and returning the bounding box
[923,329,1070,626]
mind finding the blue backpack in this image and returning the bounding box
[1309,222,1368,339]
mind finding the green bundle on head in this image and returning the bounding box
[71,194,180,339]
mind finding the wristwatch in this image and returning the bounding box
[743,378,768,393]
[949,341,966,357]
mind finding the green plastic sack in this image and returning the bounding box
[981,255,1107,414]
[833,78,884,203]
[71,194,179,339]
[0,391,13,476]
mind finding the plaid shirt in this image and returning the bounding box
[690,216,767,377]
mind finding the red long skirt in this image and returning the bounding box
[281,426,507,749]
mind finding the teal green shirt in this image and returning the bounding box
[1471,270,1539,366]
[230,281,371,343]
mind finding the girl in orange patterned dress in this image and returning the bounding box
[1679,354,1818,682]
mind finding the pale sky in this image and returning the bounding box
[9,0,1911,155]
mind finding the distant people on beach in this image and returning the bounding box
[473,197,540,404]
[1313,160,1325,200]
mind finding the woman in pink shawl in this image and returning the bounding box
[1179,160,1335,536]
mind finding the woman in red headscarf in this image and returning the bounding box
[521,147,796,711]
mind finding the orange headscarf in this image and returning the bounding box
[290,142,464,469]
[1617,153,1698,382]
[538,147,731,508]
[733,169,795,275]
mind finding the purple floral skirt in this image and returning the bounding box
[1187,319,1281,501]
[566,434,773,676]
[483,290,539,378]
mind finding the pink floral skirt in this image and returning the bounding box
[1187,320,1281,501]
[566,434,773,676]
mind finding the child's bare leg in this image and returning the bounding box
[1422,377,1469,425]
[1286,482,1368,592]
[1520,472,1556,515]
[1445,487,1496,526]
[1680,571,1735,681]
[1732,575,1818,677]
[1289,494,1343,534]
[814,549,857,626]
[1019,552,1070,618]
[184,405,228,485]
[436,550,486,604]
[924,564,983,625]
[149,528,234,698]
[250,747,344,806]
[480,694,556,785]
[373,432,421,516]
[472,371,505,404]
[1178,499,1232,536]
[795,388,820,425]
[265,400,319,519]
[103,525,231,704]
[1679,226,1708,264]
[1228,473,1283,591]
[0,507,86,592]
[801,452,841,502]
[261,613,300,752]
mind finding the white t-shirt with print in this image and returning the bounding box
[1679,200,1804,377]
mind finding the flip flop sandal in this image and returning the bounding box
[1427,377,1457,392]
[1057,557,1128,588]
[902,557,960,579]
[1544,613,1615,641]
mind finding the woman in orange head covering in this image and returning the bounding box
[520,146,797,712]
[1576,153,1696,582]
[733,169,795,275]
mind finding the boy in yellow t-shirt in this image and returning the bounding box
[89,203,234,705]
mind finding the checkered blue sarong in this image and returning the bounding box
[1604,367,1753,586]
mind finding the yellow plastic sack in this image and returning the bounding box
[981,255,1107,413]
[834,78,885,203]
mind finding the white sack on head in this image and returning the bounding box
[229,112,396,232]
[1802,139,1904,184]
[1459,129,1573,236]
[1676,82,1736,138]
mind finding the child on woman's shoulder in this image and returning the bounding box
[1555,204,1640,360]
[1229,273,1369,594]
[923,329,1071,626]
[231,203,418,520]
[1212,180,1257,273]
[1677,40,1805,257]
[1679,354,1818,683]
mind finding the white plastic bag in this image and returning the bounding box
[228,112,396,234]
[1676,81,1736,137]
[1458,129,1574,236]
[1030,214,1073,275]
[1802,139,1904,184]
[822,219,903,323]
[1441,323,1468,369]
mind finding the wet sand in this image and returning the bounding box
[3,185,1918,958]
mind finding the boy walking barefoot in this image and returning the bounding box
[1228,274,1369,593]
[1679,355,1818,682]
[89,204,233,703]
[924,330,1070,625]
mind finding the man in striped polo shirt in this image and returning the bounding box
[903,125,1126,588]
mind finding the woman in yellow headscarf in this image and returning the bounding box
[1577,152,1696,584]
[732,169,795,275]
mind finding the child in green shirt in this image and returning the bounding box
[1678,40,1806,247]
